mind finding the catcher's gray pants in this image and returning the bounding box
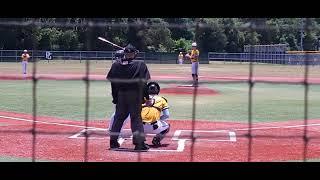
[110,90,146,145]
[191,62,199,75]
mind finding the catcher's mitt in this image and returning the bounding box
[184,54,191,60]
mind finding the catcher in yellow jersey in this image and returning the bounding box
[108,81,170,147]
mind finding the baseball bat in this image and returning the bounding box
[98,37,125,50]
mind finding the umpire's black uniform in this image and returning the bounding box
[107,44,150,151]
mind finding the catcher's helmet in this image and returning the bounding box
[147,81,160,95]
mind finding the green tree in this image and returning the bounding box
[143,18,174,52]
[103,18,128,49]
[195,18,227,53]
[164,18,194,40]
[0,27,19,49]
[58,30,79,50]
[0,18,38,50]
[173,38,192,52]
[266,18,300,50]
[127,18,146,51]
[303,18,318,51]
[38,28,62,50]
[222,18,245,52]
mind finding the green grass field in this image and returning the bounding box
[1,61,320,123]
[2,60,320,77]
[1,79,320,122]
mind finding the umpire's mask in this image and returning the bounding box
[124,44,137,61]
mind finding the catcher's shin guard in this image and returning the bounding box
[152,125,170,146]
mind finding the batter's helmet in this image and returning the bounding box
[147,81,160,95]
[114,49,124,60]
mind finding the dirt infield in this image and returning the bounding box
[161,84,219,95]
[1,111,320,162]
[1,73,320,84]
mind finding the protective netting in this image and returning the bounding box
[0,18,320,162]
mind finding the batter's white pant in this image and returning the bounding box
[22,61,28,74]
[191,62,199,75]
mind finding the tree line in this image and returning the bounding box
[1,18,319,53]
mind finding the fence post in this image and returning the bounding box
[96,51,98,63]
[111,51,114,63]
[80,51,82,63]
[16,50,18,63]
[47,51,50,63]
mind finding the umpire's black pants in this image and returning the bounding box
[110,90,146,145]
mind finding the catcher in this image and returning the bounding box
[108,81,170,147]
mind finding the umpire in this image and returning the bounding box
[107,44,150,151]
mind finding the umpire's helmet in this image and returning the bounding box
[124,44,138,60]
[124,44,137,53]
[147,81,160,95]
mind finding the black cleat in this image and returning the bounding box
[134,143,149,151]
[152,137,162,147]
[109,140,120,150]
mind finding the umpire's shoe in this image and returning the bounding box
[110,140,120,149]
[134,143,149,151]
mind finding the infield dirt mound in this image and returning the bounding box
[161,84,219,95]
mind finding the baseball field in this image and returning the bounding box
[1,61,320,161]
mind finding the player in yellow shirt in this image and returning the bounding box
[178,52,184,64]
[108,81,170,147]
[21,50,30,74]
[185,42,200,86]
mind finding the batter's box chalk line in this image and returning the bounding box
[172,130,237,142]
